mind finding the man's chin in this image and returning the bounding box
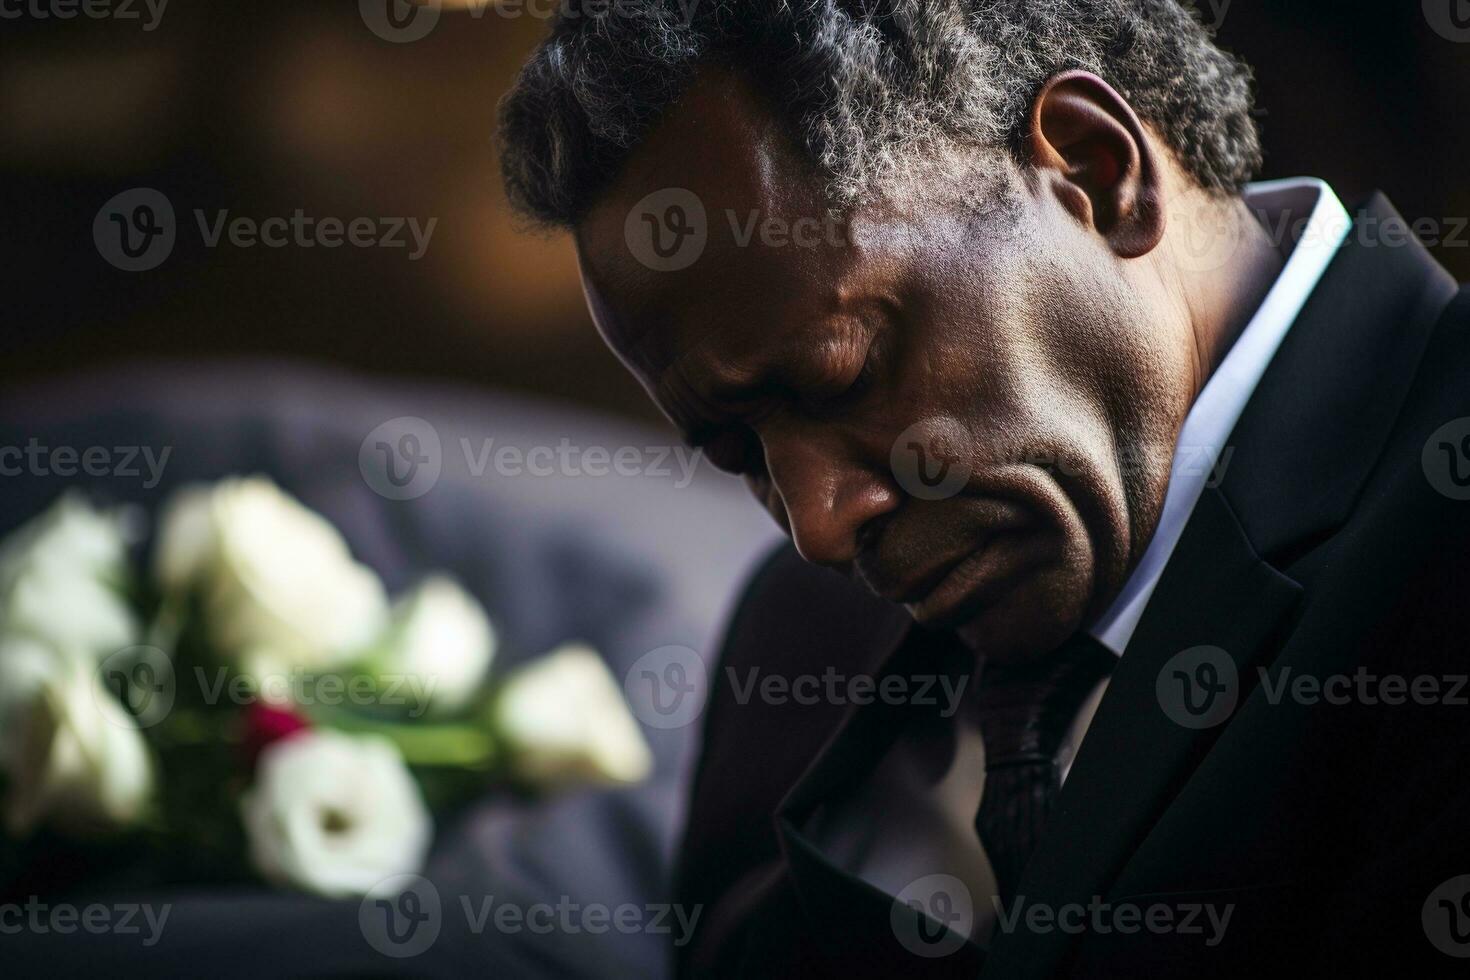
[941,570,1092,664]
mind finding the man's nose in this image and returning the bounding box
[761,423,899,566]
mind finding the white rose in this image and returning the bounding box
[0,494,138,657]
[375,576,495,716]
[0,492,132,583]
[241,730,431,897]
[496,643,653,786]
[0,636,59,768]
[152,483,216,594]
[1,643,156,837]
[153,477,389,673]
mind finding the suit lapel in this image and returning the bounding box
[775,627,987,976]
[1223,192,1458,561]
[983,487,1301,977]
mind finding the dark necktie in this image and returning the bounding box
[974,632,1116,904]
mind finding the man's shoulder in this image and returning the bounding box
[691,542,909,806]
[675,544,909,903]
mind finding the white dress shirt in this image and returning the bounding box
[1088,177,1352,655]
[805,178,1352,941]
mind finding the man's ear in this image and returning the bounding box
[1027,70,1164,258]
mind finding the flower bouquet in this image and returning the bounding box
[0,477,653,896]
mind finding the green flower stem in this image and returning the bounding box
[301,704,499,769]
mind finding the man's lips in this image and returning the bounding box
[855,496,1041,621]
[865,530,1042,628]
[906,538,1012,626]
[873,547,980,606]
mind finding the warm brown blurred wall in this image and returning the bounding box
[1,1,1466,422]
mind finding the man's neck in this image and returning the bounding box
[1181,197,1287,399]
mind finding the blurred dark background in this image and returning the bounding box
[2,0,1467,422]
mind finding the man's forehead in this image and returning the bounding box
[577,243,773,398]
[573,66,832,344]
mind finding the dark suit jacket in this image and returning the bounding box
[674,193,1470,978]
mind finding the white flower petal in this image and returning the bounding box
[497,643,653,787]
[0,493,138,659]
[1,653,156,837]
[155,477,389,673]
[241,730,431,897]
[378,576,495,715]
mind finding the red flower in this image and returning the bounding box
[241,702,310,771]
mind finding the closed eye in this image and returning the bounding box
[799,331,880,417]
[695,423,766,477]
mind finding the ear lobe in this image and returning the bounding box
[1027,70,1164,258]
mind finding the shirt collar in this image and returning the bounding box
[1089,177,1352,656]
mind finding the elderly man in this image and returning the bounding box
[500,2,1470,976]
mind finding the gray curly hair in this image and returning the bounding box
[497,0,1262,226]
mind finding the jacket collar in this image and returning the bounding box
[1219,191,1458,562]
